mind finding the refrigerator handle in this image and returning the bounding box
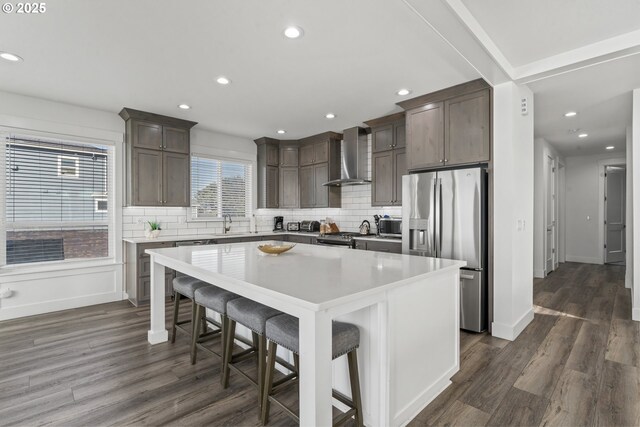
[434,178,441,257]
[439,179,443,258]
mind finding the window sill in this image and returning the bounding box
[0,258,122,277]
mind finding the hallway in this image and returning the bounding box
[411,262,639,426]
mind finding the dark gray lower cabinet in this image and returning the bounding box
[125,241,175,306]
[286,234,315,244]
[353,239,402,254]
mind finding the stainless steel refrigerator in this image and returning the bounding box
[402,167,487,332]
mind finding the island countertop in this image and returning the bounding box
[145,241,466,426]
[146,240,465,311]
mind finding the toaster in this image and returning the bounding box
[299,220,320,232]
[286,222,300,231]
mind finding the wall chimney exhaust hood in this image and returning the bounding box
[323,126,370,186]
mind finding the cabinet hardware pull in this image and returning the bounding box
[160,145,163,148]
[439,159,443,162]
[389,144,393,148]
[444,159,448,162]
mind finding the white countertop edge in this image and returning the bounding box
[124,232,402,244]
[147,248,466,313]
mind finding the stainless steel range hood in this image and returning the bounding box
[323,126,371,187]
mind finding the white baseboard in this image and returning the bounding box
[633,307,640,322]
[491,308,534,341]
[565,255,602,264]
[395,365,457,427]
[0,291,124,321]
[534,268,546,278]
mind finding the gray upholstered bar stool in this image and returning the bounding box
[261,314,364,427]
[171,275,209,343]
[222,298,282,411]
[190,285,242,369]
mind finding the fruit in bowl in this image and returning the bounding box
[257,244,296,255]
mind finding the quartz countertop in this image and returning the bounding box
[123,231,402,245]
[146,241,466,310]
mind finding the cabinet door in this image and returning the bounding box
[365,240,402,254]
[279,167,299,208]
[393,148,407,205]
[266,165,279,208]
[132,121,163,150]
[314,163,329,207]
[163,152,190,206]
[299,144,315,166]
[266,144,279,166]
[280,146,299,167]
[132,148,163,206]
[372,124,393,153]
[371,151,393,206]
[163,126,190,154]
[299,165,315,208]
[407,102,444,171]
[314,141,329,163]
[445,90,490,165]
[394,122,406,149]
[287,235,313,244]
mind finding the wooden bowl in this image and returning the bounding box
[257,244,296,255]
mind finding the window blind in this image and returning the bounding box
[191,155,252,219]
[3,135,113,265]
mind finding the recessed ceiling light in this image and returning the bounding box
[0,51,23,62]
[283,26,304,39]
[277,129,286,134]
[578,133,588,138]
[177,104,191,110]
[325,113,336,119]
[216,76,231,85]
[396,88,411,96]
[564,111,577,117]
[606,146,615,150]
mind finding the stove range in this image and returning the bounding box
[315,232,374,248]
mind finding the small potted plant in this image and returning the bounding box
[146,220,161,239]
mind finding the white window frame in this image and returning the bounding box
[190,153,253,221]
[1,132,115,268]
[57,154,80,178]
[94,198,108,213]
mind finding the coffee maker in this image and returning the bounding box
[273,216,284,232]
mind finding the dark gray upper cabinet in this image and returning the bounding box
[256,138,280,209]
[163,152,190,206]
[297,132,341,208]
[280,145,299,167]
[120,108,197,207]
[365,112,407,206]
[445,90,490,165]
[397,79,491,171]
[279,166,299,208]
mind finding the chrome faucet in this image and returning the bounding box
[222,214,232,234]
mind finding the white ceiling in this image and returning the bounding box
[2,0,639,157]
[0,0,480,140]
[454,0,640,157]
[460,0,640,67]
[530,54,640,156]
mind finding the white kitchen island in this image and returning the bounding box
[146,241,465,426]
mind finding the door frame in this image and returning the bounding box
[598,158,626,264]
[543,155,556,276]
[557,161,566,265]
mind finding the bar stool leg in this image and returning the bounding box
[222,319,237,388]
[171,291,180,343]
[190,299,197,334]
[190,304,202,365]
[201,307,207,335]
[347,350,364,427]
[257,335,266,414]
[261,341,278,425]
[220,314,228,372]
[293,353,299,373]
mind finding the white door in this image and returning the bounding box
[545,156,555,274]
[605,166,626,264]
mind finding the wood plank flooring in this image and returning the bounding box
[410,262,640,427]
[0,262,637,426]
